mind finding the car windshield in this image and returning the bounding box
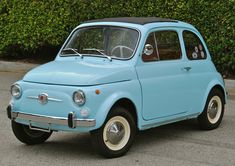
[60,26,139,60]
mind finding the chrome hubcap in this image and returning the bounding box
[207,96,222,124]
[103,116,131,151]
[106,122,125,145]
[208,100,218,119]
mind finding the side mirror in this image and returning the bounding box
[143,44,154,56]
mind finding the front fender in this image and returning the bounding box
[94,80,142,130]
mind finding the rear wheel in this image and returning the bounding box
[11,121,52,145]
[198,88,225,130]
[91,106,136,158]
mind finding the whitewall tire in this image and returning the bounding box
[198,88,225,130]
[91,106,136,158]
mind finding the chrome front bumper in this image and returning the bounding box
[8,106,95,129]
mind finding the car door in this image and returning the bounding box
[136,29,192,120]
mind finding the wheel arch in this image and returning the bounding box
[198,83,226,130]
[94,92,141,131]
[202,81,226,114]
[110,98,138,128]
[90,97,138,157]
[210,84,226,104]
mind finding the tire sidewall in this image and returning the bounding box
[198,89,225,130]
[91,106,136,158]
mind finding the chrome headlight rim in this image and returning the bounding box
[11,84,22,99]
[73,90,86,106]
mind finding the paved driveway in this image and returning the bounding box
[0,70,235,166]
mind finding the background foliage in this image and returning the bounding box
[0,0,234,76]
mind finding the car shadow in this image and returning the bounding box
[17,119,200,159]
[133,119,200,147]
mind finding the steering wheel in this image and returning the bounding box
[111,45,134,58]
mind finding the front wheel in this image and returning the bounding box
[11,121,52,145]
[198,88,225,130]
[91,106,136,158]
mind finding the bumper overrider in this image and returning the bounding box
[7,105,96,130]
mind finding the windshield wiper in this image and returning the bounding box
[61,48,83,58]
[83,48,112,61]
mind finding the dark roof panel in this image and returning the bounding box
[84,17,178,25]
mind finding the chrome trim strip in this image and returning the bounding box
[47,98,63,102]
[27,96,62,102]
[27,96,38,99]
[11,112,96,127]
[77,119,96,127]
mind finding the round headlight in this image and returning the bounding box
[11,84,22,99]
[73,90,86,106]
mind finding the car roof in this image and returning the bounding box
[78,17,198,35]
[84,17,178,25]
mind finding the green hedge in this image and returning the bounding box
[0,0,234,76]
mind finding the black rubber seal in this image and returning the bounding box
[7,105,12,119]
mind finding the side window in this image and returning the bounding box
[142,31,181,62]
[155,31,181,60]
[183,30,207,60]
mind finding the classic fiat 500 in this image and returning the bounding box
[7,17,226,158]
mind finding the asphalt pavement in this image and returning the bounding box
[0,61,235,166]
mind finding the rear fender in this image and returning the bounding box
[201,79,226,114]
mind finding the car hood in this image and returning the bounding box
[23,60,136,86]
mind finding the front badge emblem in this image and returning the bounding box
[38,93,48,104]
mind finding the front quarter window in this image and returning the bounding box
[60,26,139,60]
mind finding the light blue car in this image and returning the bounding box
[7,17,226,158]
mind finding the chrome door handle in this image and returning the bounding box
[183,66,192,71]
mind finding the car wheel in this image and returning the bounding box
[11,121,52,145]
[198,88,225,130]
[91,106,136,158]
